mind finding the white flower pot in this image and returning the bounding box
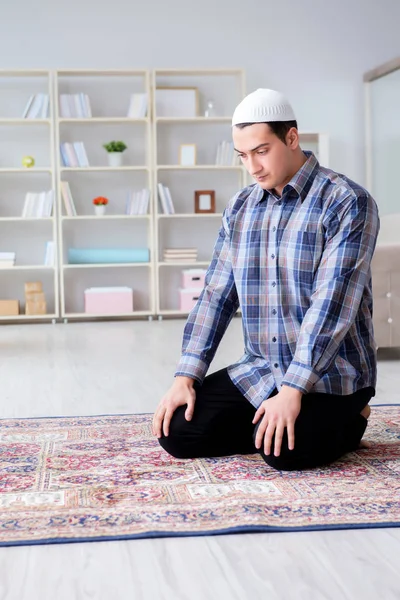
[107,152,123,168]
[94,205,106,216]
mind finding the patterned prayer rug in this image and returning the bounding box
[0,405,399,547]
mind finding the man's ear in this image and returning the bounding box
[286,127,299,149]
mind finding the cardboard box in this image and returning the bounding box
[25,282,43,294]
[25,292,46,303]
[84,287,133,315]
[0,300,19,316]
[25,300,47,315]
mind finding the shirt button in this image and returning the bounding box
[272,281,276,287]
[272,337,277,342]
[274,363,279,368]
[271,254,275,259]
[272,309,277,315]
[272,226,276,232]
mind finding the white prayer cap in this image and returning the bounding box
[232,88,296,126]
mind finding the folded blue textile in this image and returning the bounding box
[68,248,150,264]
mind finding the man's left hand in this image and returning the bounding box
[253,386,302,457]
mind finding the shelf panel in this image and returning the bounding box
[60,166,149,172]
[0,119,51,125]
[63,263,151,269]
[0,314,57,321]
[0,217,54,222]
[157,165,242,171]
[0,266,55,271]
[57,69,149,76]
[58,118,149,124]
[63,311,151,319]
[158,261,210,267]
[157,213,222,219]
[156,117,232,123]
[0,168,52,173]
[61,215,150,221]
[154,68,243,76]
[158,309,190,316]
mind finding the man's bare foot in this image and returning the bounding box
[359,405,371,448]
[360,405,371,420]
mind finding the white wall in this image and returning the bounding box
[1,0,400,187]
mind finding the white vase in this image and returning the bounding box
[107,152,123,168]
[94,205,106,216]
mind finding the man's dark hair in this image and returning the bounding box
[234,120,298,144]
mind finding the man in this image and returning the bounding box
[152,88,380,471]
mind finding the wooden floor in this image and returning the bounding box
[1,319,399,600]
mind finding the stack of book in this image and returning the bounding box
[127,93,148,118]
[215,141,240,166]
[22,190,54,218]
[163,248,198,263]
[59,93,92,118]
[125,189,150,215]
[0,252,16,268]
[60,142,90,167]
[22,94,49,119]
[157,183,175,214]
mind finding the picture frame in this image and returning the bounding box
[179,144,197,166]
[155,87,199,118]
[194,190,216,214]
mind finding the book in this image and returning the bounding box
[157,183,175,214]
[22,94,49,119]
[60,181,77,216]
[127,93,148,118]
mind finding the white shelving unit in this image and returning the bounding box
[152,68,246,317]
[0,70,58,322]
[0,68,332,324]
[54,69,154,320]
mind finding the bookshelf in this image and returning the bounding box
[0,68,331,323]
[54,69,154,320]
[0,70,58,322]
[152,68,247,317]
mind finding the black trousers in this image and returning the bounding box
[158,368,374,471]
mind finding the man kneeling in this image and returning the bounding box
[152,88,379,471]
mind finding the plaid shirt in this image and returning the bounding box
[175,152,380,408]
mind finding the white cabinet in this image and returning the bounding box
[152,69,247,316]
[0,70,58,321]
[54,70,154,319]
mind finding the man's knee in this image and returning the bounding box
[157,409,201,459]
[158,433,195,459]
[260,450,302,471]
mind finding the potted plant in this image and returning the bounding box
[103,140,127,167]
[93,196,109,216]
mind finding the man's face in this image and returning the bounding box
[232,123,296,193]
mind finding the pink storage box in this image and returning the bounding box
[181,268,207,289]
[179,288,202,312]
[84,287,133,314]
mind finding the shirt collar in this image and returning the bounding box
[256,151,320,204]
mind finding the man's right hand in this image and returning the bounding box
[152,376,196,438]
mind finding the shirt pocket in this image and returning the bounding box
[279,229,320,286]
